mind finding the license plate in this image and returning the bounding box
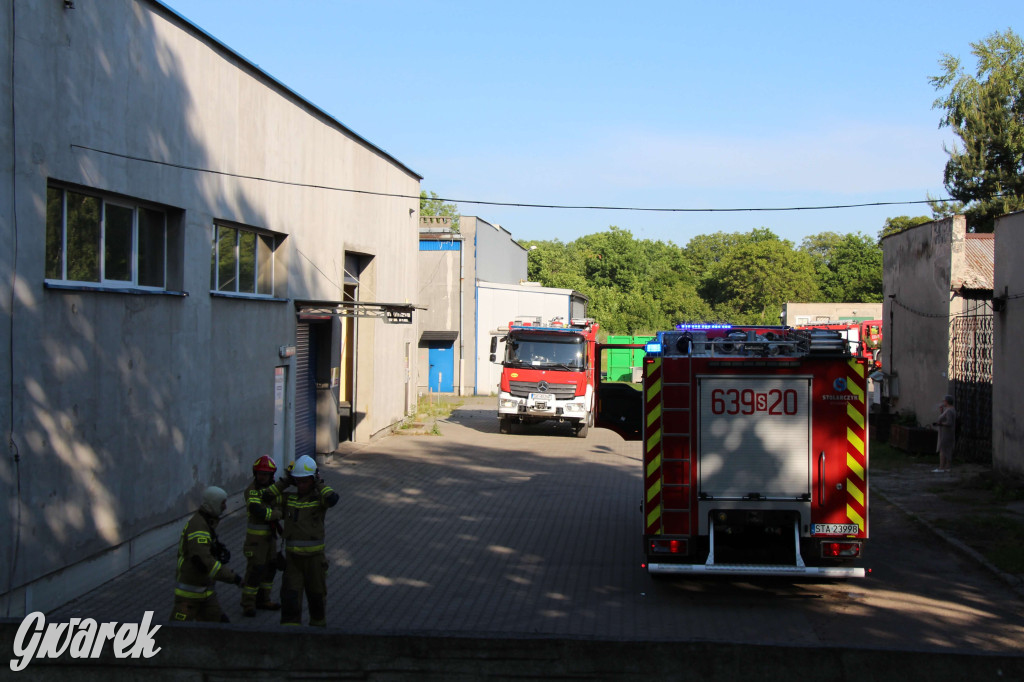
[529,393,554,403]
[813,523,860,535]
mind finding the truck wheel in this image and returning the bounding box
[499,417,512,434]
[575,414,590,438]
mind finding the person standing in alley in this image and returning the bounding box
[240,455,283,616]
[265,455,340,626]
[170,486,243,622]
[933,394,956,473]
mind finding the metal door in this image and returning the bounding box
[428,341,454,392]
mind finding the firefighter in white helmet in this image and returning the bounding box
[170,486,243,622]
[263,455,339,626]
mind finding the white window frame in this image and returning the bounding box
[45,185,168,291]
[210,222,279,298]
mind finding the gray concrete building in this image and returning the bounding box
[992,211,1024,475]
[780,302,883,326]
[417,216,531,396]
[880,216,995,462]
[1,0,421,614]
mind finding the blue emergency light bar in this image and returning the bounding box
[674,323,732,331]
[644,341,662,355]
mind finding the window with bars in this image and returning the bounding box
[210,223,279,297]
[45,185,168,289]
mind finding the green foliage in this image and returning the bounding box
[802,231,882,302]
[524,226,855,334]
[931,29,1024,232]
[420,191,461,232]
[879,215,933,239]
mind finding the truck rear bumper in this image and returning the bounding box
[646,562,867,578]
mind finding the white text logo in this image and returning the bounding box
[10,611,161,672]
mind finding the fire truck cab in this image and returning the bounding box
[491,318,599,437]
[596,324,869,578]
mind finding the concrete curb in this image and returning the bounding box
[872,485,1024,599]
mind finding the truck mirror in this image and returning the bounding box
[489,336,498,353]
[489,353,496,363]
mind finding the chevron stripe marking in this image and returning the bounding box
[847,427,864,455]
[846,401,865,430]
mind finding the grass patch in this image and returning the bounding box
[870,439,932,472]
[398,394,463,434]
[934,513,1024,575]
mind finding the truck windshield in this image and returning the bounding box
[505,335,585,370]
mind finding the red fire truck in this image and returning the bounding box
[797,320,882,369]
[596,324,869,577]
[491,318,599,437]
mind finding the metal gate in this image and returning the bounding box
[950,314,993,463]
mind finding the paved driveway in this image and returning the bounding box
[53,397,1024,653]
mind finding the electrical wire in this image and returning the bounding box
[70,144,960,215]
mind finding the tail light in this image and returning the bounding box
[822,541,861,558]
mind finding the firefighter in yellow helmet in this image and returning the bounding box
[240,455,284,616]
[263,455,339,626]
[170,486,243,622]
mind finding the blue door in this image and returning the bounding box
[428,342,454,392]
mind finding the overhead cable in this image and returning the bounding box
[72,144,960,214]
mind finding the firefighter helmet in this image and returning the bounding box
[252,455,277,474]
[200,486,228,517]
[291,455,318,478]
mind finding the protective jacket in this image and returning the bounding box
[174,510,238,599]
[267,480,339,555]
[245,482,283,540]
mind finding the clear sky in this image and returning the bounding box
[162,0,1019,247]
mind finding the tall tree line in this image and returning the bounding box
[522,226,882,335]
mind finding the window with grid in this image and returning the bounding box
[45,186,167,289]
[210,223,278,297]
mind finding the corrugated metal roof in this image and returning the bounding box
[957,234,994,290]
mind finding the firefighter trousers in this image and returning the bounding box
[241,534,279,610]
[280,552,328,627]
[170,592,227,623]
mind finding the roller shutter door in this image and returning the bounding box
[295,322,316,459]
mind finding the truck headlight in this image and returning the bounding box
[563,402,584,413]
[499,398,519,408]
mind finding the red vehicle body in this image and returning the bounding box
[493,318,598,437]
[797,320,882,368]
[596,325,869,577]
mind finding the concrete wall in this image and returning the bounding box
[1,621,1021,681]
[993,211,1024,475]
[781,302,883,326]
[476,282,580,395]
[416,226,465,394]
[466,217,528,285]
[0,0,419,614]
[880,216,964,423]
[416,216,529,396]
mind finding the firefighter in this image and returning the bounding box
[240,455,284,616]
[170,486,243,623]
[265,454,340,626]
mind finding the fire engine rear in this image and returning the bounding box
[598,325,869,578]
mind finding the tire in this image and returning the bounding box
[575,412,591,438]
[499,417,512,434]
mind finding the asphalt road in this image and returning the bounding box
[52,397,1024,655]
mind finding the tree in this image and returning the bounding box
[879,215,933,239]
[693,229,819,324]
[802,232,882,302]
[931,29,1024,232]
[419,191,460,232]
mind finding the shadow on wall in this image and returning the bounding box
[2,0,283,609]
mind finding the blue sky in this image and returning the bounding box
[163,0,1019,247]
